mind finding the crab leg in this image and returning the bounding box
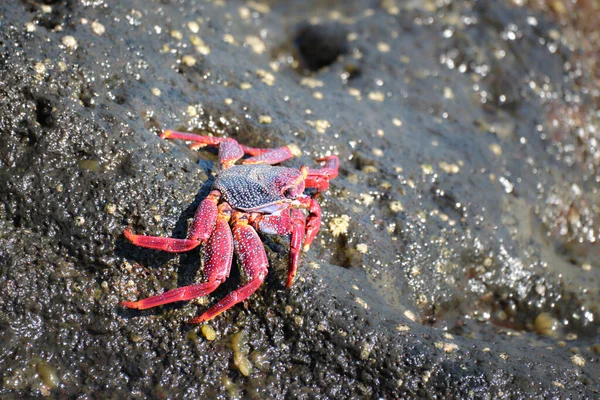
[249,209,306,287]
[122,191,220,252]
[305,155,339,191]
[241,144,301,165]
[121,205,233,310]
[295,196,322,251]
[161,130,299,166]
[188,214,268,323]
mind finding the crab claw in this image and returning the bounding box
[305,155,339,191]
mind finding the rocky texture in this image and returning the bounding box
[0,0,599,398]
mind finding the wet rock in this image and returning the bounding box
[0,0,599,398]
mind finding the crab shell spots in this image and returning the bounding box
[214,165,303,212]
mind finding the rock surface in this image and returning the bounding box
[1,0,599,398]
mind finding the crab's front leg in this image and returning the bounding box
[294,196,322,252]
[122,203,234,310]
[189,212,268,323]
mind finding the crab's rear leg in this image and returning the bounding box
[304,155,339,191]
[122,204,234,310]
[161,130,300,167]
[123,191,220,252]
[188,214,268,323]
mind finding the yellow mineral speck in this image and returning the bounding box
[443,87,454,99]
[247,0,271,13]
[256,69,275,86]
[287,143,302,157]
[360,193,375,206]
[439,162,460,174]
[348,88,362,99]
[549,0,567,16]
[233,352,252,376]
[347,32,359,41]
[36,361,60,389]
[394,165,403,173]
[382,0,400,15]
[435,342,458,353]
[294,316,304,326]
[389,201,404,212]
[91,20,105,35]
[191,35,211,55]
[34,62,46,74]
[368,91,385,102]
[400,55,410,63]
[104,203,117,215]
[25,22,36,32]
[328,215,350,237]
[201,324,217,340]
[258,115,272,124]
[360,342,373,360]
[372,148,384,157]
[306,119,330,134]
[421,164,434,175]
[223,34,237,45]
[186,105,198,117]
[355,297,368,309]
[393,118,403,127]
[313,91,323,100]
[571,354,585,367]
[238,6,251,19]
[181,55,197,66]
[552,381,564,388]
[534,312,559,336]
[240,82,252,90]
[356,243,368,254]
[499,353,509,360]
[41,4,52,13]
[300,77,324,88]
[224,98,233,105]
[363,165,377,174]
[377,129,385,137]
[396,324,410,332]
[377,42,391,52]
[403,310,416,321]
[170,30,183,40]
[305,109,312,114]
[245,36,266,54]
[582,262,592,271]
[61,35,78,50]
[151,87,161,96]
[489,143,503,156]
[187,21,200,33]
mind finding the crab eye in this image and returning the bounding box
[284,188,296,199]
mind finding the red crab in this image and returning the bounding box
[122,130,339,323]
